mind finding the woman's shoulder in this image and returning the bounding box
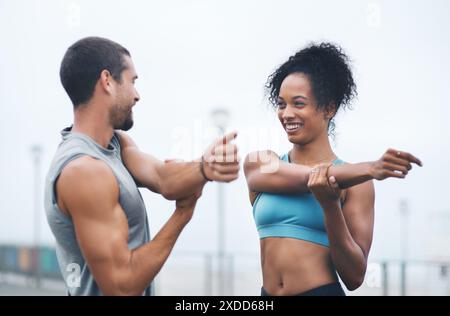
[244,150,284,168]
[245,149,281,159]
[333,157,347,165]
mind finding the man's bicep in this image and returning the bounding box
[58,157,131,294]
[117,131,163,192]
[71,202,131,294]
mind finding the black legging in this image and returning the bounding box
[261,282,346,296]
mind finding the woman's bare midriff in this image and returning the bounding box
[260,237,338,296]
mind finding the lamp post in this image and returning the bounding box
[31,144,43,287]
[210,108,230,296]
[399,199,409,296]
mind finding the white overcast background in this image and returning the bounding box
[0,0,449,263]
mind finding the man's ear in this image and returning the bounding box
[99,69,113,94]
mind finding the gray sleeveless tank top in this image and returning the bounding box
[44,126,153,296]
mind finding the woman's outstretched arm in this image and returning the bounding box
[244,148,422,195]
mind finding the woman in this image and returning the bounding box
[244,43,422,296]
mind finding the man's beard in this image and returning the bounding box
[110,105,134,131]
[120,112,134,131]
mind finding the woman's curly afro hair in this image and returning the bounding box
[266,42,357,135]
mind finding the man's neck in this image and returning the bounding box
[72,105,114,149]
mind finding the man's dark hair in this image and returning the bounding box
[60,36,130,108]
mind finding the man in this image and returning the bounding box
[44,37,240,296]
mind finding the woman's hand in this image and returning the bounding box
[370,149,422,180]
[308,163,342,208]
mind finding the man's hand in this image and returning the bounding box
[202,131,240,183]
[370,148,422,180]
[175,190,202,220]
[308,163,341,208]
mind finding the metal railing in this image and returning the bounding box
[1,245,449,296]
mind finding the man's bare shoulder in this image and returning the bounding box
[60,156,113,181]
[57,156,118,216]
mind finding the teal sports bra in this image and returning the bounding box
[252,153,345,247]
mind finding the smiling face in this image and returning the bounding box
[109,56,140,131]
[277,72,333,146]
